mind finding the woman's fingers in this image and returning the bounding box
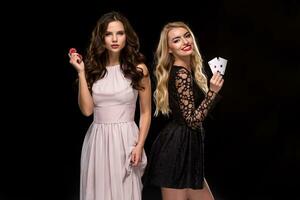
[69,53,83,65]
[210,72,224,93]
[131,151,142,167]
[211,72,222,84]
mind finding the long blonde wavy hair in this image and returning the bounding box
[154,21,209,116]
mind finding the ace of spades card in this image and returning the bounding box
[208,57,227,75]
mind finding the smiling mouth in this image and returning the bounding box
[182,45,192,51]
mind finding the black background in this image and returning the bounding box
[2,0,299,199]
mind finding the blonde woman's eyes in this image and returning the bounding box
[185,33,191,38]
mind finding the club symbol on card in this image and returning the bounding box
[208,57,228,75]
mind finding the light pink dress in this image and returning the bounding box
[80,64,147,200]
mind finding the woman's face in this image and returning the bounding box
[104,20,126,53]
[167,27,194,58]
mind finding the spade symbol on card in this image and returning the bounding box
[208,57,227,75]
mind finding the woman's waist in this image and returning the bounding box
[93,104,136,123]
[168,118,204,130]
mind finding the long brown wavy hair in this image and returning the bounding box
[84,11,145,91]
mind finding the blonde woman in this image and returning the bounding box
[143,22,224,200]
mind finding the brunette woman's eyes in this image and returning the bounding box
[105,31,124,36]
[117,31,125,35]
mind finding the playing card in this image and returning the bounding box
[208,57,227,75]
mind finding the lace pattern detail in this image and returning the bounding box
[175,68,215,129]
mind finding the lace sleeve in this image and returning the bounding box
[175,68,216,129]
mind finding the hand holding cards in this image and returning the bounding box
[208,57,227,75]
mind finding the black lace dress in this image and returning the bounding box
[143,65,216,189]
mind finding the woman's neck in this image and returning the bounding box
[174,57,191,71]
[107,52,120,66]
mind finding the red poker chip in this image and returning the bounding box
[69,48,77,54]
